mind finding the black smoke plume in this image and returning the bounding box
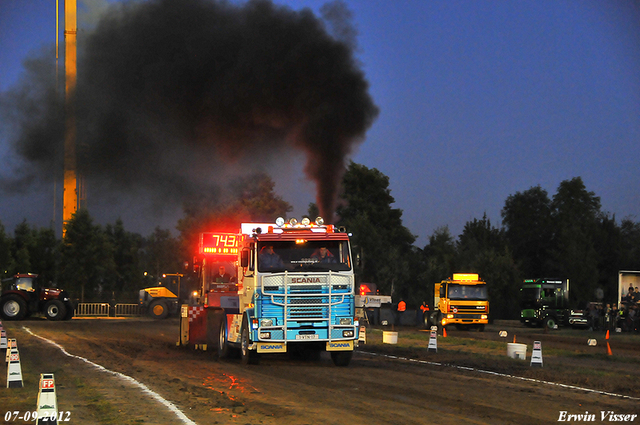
[1,0,378,222]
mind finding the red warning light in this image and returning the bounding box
[359,283,376,295]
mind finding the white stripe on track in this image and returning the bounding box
[359,350,640,401]
[23,326,198,425]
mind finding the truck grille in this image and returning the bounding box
[450,305,487,314]
[289,307,325,319]
[289,286,322,294]
[289,297,324,305]
[258,273,354,333]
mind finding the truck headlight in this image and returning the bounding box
[260,318,274,327]
[342,330,354,338]
[447,314,454,319]
[481,314,488,320]
[339,318,352,325]
[259,332,271,339]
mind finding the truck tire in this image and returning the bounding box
[330,350,353,367]
[543,316,557,329]
[217,314,230,359]
[0,295,28,321]
[240,318,260,365]
[149,300,170,319]
[429,311,440,327]
[422,311,430,328]
[44,300,67,321]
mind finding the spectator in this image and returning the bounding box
[611,304,620,330]
[596,304,604,330]
[588,303,599,330]
[626,305,636,332]
[625,288,635,303]
[420,301,430,328]
[420,301,430,314]
[396,300,406,326]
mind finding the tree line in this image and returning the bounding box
[0,212,183,303]
[339,163,640,319]
[0,172,291,303]
[1,164,639,319]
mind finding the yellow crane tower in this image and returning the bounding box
[61,0,85,236]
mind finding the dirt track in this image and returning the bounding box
[1,318,638,424]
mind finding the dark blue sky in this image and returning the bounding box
[1,0,639,247]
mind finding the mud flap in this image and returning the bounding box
[179,304,189,346]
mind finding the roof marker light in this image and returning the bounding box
[301,217,310,226]
[276,217,285,227]
[315,217,324,225]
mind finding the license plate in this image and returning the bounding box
[295,334,319,340]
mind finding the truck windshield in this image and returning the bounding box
[520,287,541,308]
[258,240,351,272]
[447,284,487,300]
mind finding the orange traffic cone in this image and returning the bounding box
[607,342,612,356]
[605,330,610,340]
[513,335,516,343]
[442,327,447,338]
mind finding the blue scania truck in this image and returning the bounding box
[184,217,358,366]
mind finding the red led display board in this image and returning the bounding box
[200,233,239,256]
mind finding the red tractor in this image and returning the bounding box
[0,273,74,321]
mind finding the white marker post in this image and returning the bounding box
[37,373,58,424]
[7,348,23,388]
[530,340,543,367]
[358,326,366,343]
[0,328,7,351]
[428,326,438,352]
[6,338,17,363]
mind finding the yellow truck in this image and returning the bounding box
[431,273,489,331]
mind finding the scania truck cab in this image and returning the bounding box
[187,217,359,366]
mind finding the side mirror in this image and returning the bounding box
[241,249,249,268]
